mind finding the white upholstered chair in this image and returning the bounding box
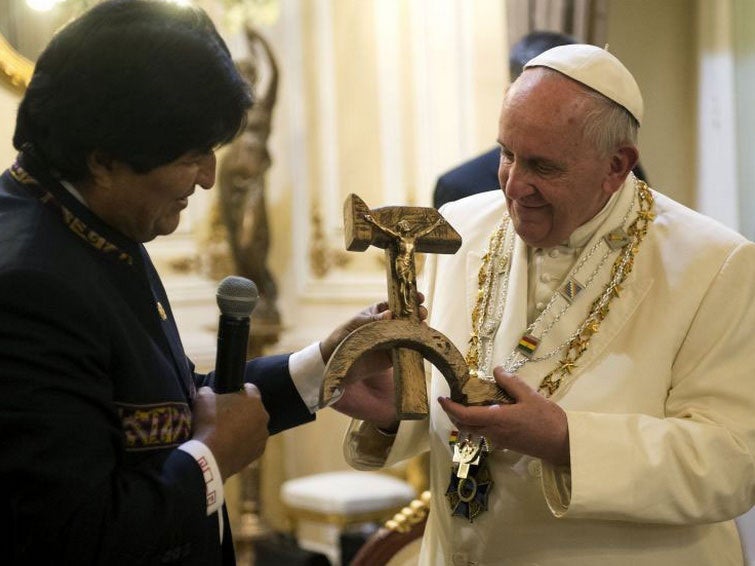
[281,470,417,565]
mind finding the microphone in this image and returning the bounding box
[213,276,259,394]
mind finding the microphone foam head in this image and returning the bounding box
[216,276,259,318]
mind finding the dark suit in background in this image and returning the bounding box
[433,148,500,208]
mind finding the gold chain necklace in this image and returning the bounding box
[465,180,655,398]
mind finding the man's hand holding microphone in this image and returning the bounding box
[192,276,269,482]
[189,275,425,481]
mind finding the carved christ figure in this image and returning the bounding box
[363,214,445,316]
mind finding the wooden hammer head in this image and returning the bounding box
[343,193,462,254]
[343,193,373,251]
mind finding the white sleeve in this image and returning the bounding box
[288,341,326,413]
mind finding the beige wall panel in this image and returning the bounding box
[396,0,417,203]
[412,0,507,202]
[734,0,755,239]
[419,0,466,184]
[471,0,508,165]
[605,0,697,207]
[333,1,383,206]
[0,83,19,166]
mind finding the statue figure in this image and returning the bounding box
[216,26,280,355]
[209,28,283,562]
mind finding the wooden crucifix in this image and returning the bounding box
[319,194,511,420]
[343,194,459,321]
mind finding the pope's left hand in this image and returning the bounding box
[437,367,571,467]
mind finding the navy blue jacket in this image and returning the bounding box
[433,148,500,209]
[0,152,314,565]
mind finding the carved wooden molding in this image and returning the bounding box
[0,34,33,92]
[309,205,351,278]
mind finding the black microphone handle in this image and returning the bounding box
[214,315,250,393]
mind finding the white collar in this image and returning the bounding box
[564,187,623,250]
[59,179,88,206]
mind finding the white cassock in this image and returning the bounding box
[344,174,755,565]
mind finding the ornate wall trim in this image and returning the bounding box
[0,34,33,92]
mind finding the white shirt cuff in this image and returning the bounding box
[289,341,326,413]
[541,460,572,517]
[179,439,225,541]
[178,439,224,515]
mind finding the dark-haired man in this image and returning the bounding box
[0,1,391,564]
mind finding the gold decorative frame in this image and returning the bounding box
[0,33,33,91]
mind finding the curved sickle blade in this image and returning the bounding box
[320,319,511,419]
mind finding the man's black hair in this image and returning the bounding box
[14,0,253,180]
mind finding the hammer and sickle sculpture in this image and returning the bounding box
[319,194,510,419]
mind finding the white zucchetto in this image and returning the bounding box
[524,44,644,125]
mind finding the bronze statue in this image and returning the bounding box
[216,26,280,356]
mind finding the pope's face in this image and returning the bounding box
[497,69,618,248]
[81,150,216,242]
